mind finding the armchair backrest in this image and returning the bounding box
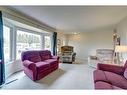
[60,46,76,63]
[61,46,74,53]
[96,49,114,63]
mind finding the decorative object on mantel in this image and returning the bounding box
[57,39,61,55]
[113,29,121,64]
[113,29,120,46]
[115,45,127,64]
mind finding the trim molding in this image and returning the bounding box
[0,6,56,33]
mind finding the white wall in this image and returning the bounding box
[57,31,67,55]
[57,32,66,46]
[117,17,127,45]
[116,16,127,62]
[5,60,23,78]
[67,28,114,61]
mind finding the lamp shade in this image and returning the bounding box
[115,45,127,52]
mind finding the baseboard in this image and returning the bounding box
[6,69,23,79]
[5,79,18,85]
[0,83,5,88]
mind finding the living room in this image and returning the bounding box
[1,6,127,91]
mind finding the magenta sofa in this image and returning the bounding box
[93,61,127,89]
[21,50,59,81]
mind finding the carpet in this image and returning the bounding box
[1,63,95,89]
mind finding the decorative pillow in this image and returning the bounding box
[124,68,127,79]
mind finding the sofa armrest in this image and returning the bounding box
[97,63,124,75]
[51,56,60,60]
[23,60,36,70]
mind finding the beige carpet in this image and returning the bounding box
[2,63,95,89]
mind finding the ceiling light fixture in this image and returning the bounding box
[74,32,78,35]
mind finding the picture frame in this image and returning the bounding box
[57,39,61,45]
[117,37,120,45]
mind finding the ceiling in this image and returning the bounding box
[11,6,127,34]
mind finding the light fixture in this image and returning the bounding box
[73,32,78,35]
[74,32,77,35]
[115,45,127,64]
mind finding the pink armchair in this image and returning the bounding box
[21,50,59,81]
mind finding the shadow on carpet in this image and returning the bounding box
[36,68,66,86]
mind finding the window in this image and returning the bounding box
[3,19,52,61]
[16,29,41,59]
[3,26,11,63]
[44,35,51,51]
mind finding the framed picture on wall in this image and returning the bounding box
[57,39,61,55]
[116,37,120,45]
[57,39,61,45]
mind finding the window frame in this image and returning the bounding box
[3,24,14,64]
[15,26,43,59]
[43,33,52,51]
[3,18,52,63]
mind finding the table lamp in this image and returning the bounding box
[115,45,127,64]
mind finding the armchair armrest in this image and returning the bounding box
[72,52,76,56]
[23,60,36,70]
[97,63,125,75]
[89,55,98,60]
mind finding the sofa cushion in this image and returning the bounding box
[94,70,107,83]
[45,59,57,65]
[95,81,113,89]
[95,81,122,89]
[39,50,51,61]
[112,85,123,89]
[94,70,127,89]
[35,62,50,73]
[104,71,127,89]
